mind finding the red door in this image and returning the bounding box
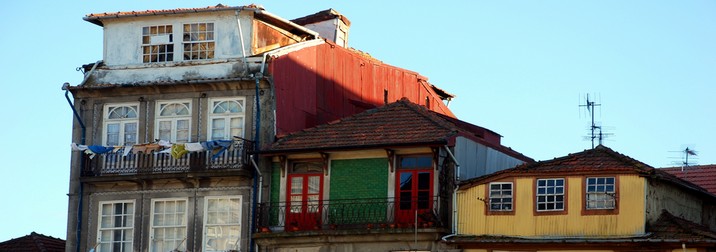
[286,173,323,231]
[395,156,434,226]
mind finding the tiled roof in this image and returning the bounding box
[660,165,716,195]
[0,232,65,252]
[291,8,351,26]
[460,145,711,197]
[649,210,716,240]
[264,98,460,153]
[84,4,252,25]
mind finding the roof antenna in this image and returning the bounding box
[579,93,608,148]
[669,145,698,171]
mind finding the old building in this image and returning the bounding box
[0,232,66,252]
[662,164,716,195]
[64,4,458,252]
[255,99,531,252]
[448,145,716,251]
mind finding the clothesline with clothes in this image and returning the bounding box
[71,139,240,160]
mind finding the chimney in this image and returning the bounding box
[292,9,351,47]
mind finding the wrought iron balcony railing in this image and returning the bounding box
[255,197,447,233]
[80,139,253,177]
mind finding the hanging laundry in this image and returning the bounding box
[184,142,204,152]
[132,143,162,154]
[122,145,132,156]
[171,144,189,159]
[202,140,233,159]
[71,143,88,151]
[157,139,172,148]
[88,145,115,154]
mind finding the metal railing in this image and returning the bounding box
[80,139,253,176]
[255,197,446,232]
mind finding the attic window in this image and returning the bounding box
[142,25,174,63]
[183,23,215,60]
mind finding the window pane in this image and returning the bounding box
[399,173,412,191]
[417,172,430,190]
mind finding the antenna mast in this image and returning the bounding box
[579,94,602,148]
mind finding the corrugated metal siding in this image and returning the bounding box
[455,137,524,180]
[457,175,646,237]
[270,42,455,135]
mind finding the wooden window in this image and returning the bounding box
[142,25,174,63]
[183,23,215,60]
[536,178,565,212]
[286,161,324,231]
[150,198,187,252]
[155,100,191,143]
[208,98,245,140]
[203,196,241,252]
[97,201,134,252]
[489,182,513,211]
[583,176,619,215]
[396,155,434,225]
[103,104,139,146]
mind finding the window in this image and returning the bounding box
[489,182,513,211]
[204,196,242,252]
[286,161,323,231]
[396,155,434,225]
[586,177,616,209]
[536,178,565,212]
[150,199,187,252]
[142,25,174,63]
[103,104,139,146]
[156,101,191,143]
[208,98,245,140]
[183,23,215,60]
[97,201,134,252]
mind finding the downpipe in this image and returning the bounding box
[441,145,460,242]
[249,76,262,252]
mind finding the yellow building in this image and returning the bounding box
[446,145,716,251]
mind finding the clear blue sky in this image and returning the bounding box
[1,0,714,242]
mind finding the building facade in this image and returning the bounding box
[64,4,459,252]
[254,99,531,252]
[448,145,716,251]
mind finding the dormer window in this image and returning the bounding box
[142,25,174,63]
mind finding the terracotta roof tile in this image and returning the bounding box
[0,232,65,252]
[649,210,716,240]
[661,165,716,195]
[263,98,530,161]
[460,145,711,198]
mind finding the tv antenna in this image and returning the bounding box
[669,146,698,171]
[579,94,607,148]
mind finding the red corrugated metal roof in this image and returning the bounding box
[661,165,716,195]
[0,232,65,252]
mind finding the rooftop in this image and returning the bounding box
[660,164,716,195]
[0,232,65,252]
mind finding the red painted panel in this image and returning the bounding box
[269,42,455,136]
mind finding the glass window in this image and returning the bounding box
[536,178,565,211]
[97,201,134,252]
[156,101,191,143]
[204,197,241,252]
[150,199,187,252]
[586,177,616,209]
[489,182,513,211]
[104,104,139,146]
[142,25,174,63]
[208,98,245,140]
[183,23,215,60]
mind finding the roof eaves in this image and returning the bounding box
[258,140,449,156]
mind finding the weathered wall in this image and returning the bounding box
[645,179,703,225]
[454,136,526,181]
[457,175,646,237]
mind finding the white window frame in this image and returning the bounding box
[586,177,616,210]
[203,196,242,252]
[488,182,513,211]
[155,100,192,143]
[536,178,565,212]
[208,97,246,141]
[149,198,188,252]
[96,200,135,252]
[103,103,140,146]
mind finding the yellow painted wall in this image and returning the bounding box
[457,175,645,237]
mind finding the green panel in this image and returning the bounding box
[328,158,389,224]
[269,162,281,226]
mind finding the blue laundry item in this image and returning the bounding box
[201,140,233,159]
[87,145,114,154]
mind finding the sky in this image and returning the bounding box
[1,0,715,242]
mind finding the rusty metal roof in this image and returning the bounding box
[291,8,351,26]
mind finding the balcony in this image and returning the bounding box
[255,197,448,234]
[80,139,253,177]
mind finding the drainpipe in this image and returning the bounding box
[63,60,100,252]
[441,145,460,241]
[249,74,262,252]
